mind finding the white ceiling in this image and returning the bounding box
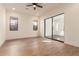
[3,3,65,17]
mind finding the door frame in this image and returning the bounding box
[44,13,64,43]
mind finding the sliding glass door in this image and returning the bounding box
[44,13,64,42]
[44,18,52,39]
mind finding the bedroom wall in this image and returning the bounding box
[6,10,39,40]
[0,4,6,46]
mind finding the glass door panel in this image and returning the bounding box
[53,14,64,41]
[45,18,52,39]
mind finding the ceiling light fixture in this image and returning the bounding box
[12,8,15,10]
[33,5,36,7]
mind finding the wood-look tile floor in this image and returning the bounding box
[0,37,79,56]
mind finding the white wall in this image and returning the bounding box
[6,11,39,40]
[0,4,6,46]
[40,20,44,37]
[64,4,79,47]
[40,4,79,47]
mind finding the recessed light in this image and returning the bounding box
[12,8,15,10]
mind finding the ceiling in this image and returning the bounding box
[3,3,65,17]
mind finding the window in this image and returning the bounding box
[10,16,18,31]
[33,20,38,31]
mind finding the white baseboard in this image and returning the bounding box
[7,36,40,40]
[64,41,79,48]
